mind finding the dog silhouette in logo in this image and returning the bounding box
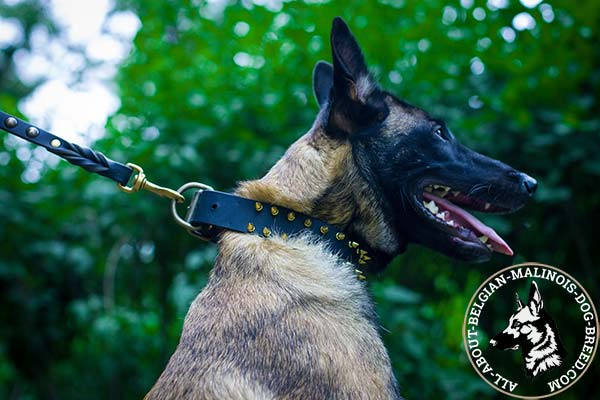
[489,281,566,377]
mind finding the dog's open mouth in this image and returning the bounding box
[418,184,513,256]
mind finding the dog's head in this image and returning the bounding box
[310,17,536,263]
[489,281,543,351]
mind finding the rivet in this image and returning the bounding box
[271,206,279,216]
[281,233,289,240]
[50,139,61,148]
[348,241,359,249]
[320,226,329,235]
[247,223,255,233]
[335,232,346,241]
[262,227,271,237]
[255,202,263,212]
[4,117,17,128]
[304,219,312,228]
[287,212,295,221]
[26,126,39,138]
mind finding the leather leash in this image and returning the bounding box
[1,111,378,276]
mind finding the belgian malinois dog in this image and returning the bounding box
[146,17,536,399]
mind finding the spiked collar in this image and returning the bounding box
[184,189,385,278]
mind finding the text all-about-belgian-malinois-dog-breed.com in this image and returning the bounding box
[146,17,537,399]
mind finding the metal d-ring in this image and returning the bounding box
[171,182,214,231]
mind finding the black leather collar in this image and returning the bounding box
[184,189,385,277]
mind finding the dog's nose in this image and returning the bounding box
[520,173,537,196]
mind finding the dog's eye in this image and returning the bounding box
[434,127,447,141]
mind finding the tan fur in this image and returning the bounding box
[145,121,401,399]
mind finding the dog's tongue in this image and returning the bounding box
[423,192,513,256]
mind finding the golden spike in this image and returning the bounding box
[255,202,263,212]
[271,206,279,216]
[247,223,256,233]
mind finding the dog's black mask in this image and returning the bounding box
[314,18,536,263]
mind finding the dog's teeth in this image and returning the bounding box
[433,185,441,189]
[436,211,449,221]
[424,186,433,192]
[452,191,460,197]
[486,243,493,250]
[478,235,489,244]
[440,185,450,191]
[423,200,439,214]
[485,203,491,210]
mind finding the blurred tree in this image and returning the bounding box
[0,0,598,399]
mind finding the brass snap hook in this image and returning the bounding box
[118,163,185,203]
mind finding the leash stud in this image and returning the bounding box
[4,116,17,128]
[26,127,39,138]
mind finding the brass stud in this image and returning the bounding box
[4,117,17,128]
[348,241,359,249]
[335,232,346,241]
[355,269,367,281]
[271,206,279,216]
[50,139,61,148]
[359,249,368,257]
[358,259,367,265]
[287,212,295,221]
[262,227,271,237]
[26,127,39,138]
[281,233,289,240]
[247,223,256,233]
[304,219,312,228]
[255,202,263,212]
[320,226,329,235]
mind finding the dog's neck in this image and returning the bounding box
[236,124,403,265]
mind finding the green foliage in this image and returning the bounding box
[1,0,599,398]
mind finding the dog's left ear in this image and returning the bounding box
[527,281,544,316]
[327,17,387,135]
[313,61,333,108]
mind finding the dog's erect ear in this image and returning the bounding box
[313,61,333,108]
[327,17,387,135]
[527,281,543,316]
[515,293,524,311]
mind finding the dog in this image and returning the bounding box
[490,281,566,377]
[146,17,536,399]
